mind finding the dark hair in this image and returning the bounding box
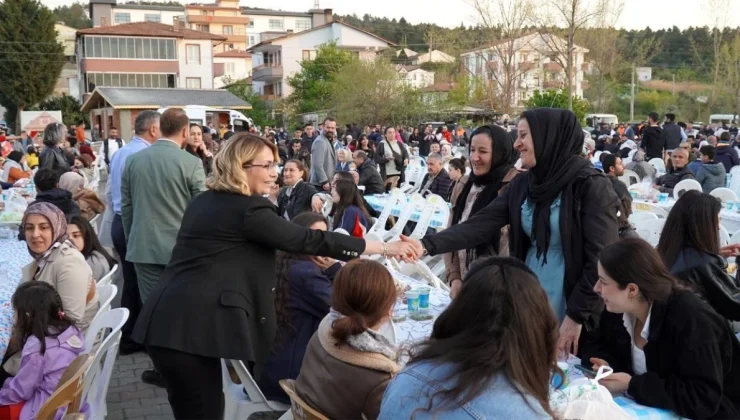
[160,108,189,138]
[329,179,371,230]
[67,136,77,148]
[720,131,731,143]
[331,260,396,346]
[272,212,329,349]
[449,156,466,173]
[601,238,685,302]
[657,190,721,268]
[384,126,395,136]
[284,159,308,182]
[78,154,93,169]
[665,113,676,122]
[648,112,660,123]
[68,216,116,267]
[63,150,76,168]
[109,126,118,131]
[34,168,60,192]
[408,257,559,417]
[303,123,313,129]
[26,145,37,155]
[600,153,617,174]
[333,171,354,183]
[323,117,336,125]
[700,145,716,160]
[11,282,75,355]
[6,151,23,163]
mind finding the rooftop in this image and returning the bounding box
[248,21,395,51]
[214,49,251,58]
[81,87,252,111]
[114,3,185,11]
[241,8,311,17]
[422,82,455,93]
[77,22,226,41]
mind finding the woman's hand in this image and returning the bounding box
[589,357,610,371]
[399,235,424,259]
[720,244,740,258]
[199,142,213,157]
[598,372,632,393]
[311,196,324,213]
[558,315,583,358]
[385,239,419,263]
[312,256,336,271]
[403,159,409,166]
[449,279,462,298]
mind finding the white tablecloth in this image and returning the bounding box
[0,237,31,357]
[634,199,740,233]
[366,194,447,229]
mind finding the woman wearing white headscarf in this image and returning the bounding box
[58,171,105,221]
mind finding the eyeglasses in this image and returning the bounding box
[243,162,277,171]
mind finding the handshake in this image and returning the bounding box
[374,235,426,263]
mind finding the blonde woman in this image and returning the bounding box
[132,133,417,420]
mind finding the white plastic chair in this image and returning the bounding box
[321,199,332,218]
[382,193,425,241]
[720,225,731,247]
[629,212,659,224]
[729,228,740,245]
[728,166,740,196]
[673,179,702,198]
[222,359,290,420]
[367,189,405,238]
[631,201,669,218]
[711,187,739,204]
[80,308,129,420]
[648,158,666,173]
[89,214,101,234]
[96,264,118,287]
[95,284,118,320]
[407,194,446,240]
[619,169,641,187]
[633,218,666,246]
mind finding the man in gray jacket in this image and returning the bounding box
[696,145,726,193]
[309,117,337,191]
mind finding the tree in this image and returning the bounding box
[0,0,65,132]
[525,89,590,122]
[328,58,426,126]
[52,2,91,29]
[720,32,740,124]
[286,42,355,114]
[225,79,275,128]
[33,94,88,127]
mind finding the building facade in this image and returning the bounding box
[54,23,79,97]
[213,50,252,88]
[89,0,185,27]
[75,22,225,103]
[241,8,314,48]
[186,0,251,53]
[396,65,435,89]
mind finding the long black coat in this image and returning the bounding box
[132,190,365,367]
[277,181,318,220]
[580,291,740,419]
[421,166,619,325]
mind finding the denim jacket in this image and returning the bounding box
[378,360,550,420]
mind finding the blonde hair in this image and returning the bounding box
[207,133,278,196]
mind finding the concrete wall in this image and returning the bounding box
[110,7,184,25]
[212,56,251,88]
[177,39,214,89]
[245,14,312,47]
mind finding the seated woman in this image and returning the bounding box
[296,259,400,420]
[257,213,341,403]
[380,257,557,419]
[1,151,30,184]
[277,159,317,220]
[0,282,85,419]
[584,238,740,419]
[335,149,351,172]
[185,124,214,177]
[21,202,99,332]
[329,179,371,236]
[75,154,95,182]
[58,171,104,221]
[656,190,740,325]
[68,216,116,282]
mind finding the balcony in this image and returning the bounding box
[252,63,283,82]
[544,62,563,72]
[543,80,561,89]
[187,15,250,25]
[486,61,498,71]
[519,61,535,72]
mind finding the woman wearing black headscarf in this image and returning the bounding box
[406,108,620,357]
[444,125,518,298]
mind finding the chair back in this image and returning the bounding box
[36,354,93,420]
[89,214,101,234]
[95,284,118,319]
[674,179,702,198]
[227,360,288,412]
[720,225,731,247]
[633,218,666,246]
[710,187,739,204]
[279,379,329,420]
[648,158,666,173]
[729,166,740,196]
[96,264,118,287]
[619,169,641,186]
[729,228,740,245]
[629,212,659,224]
[81,310,127,419]
[631,201,669,218]
[384,193,424,241]
[368,189,405,237]
[84,307,129,354]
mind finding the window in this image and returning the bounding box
[114,13,131,23]
[269,19,283,29]
[222,25,233,35]
[186,78,201,89]
[520,53,528,63]
[248,36,256,46]
[295,19,310,30]
[248,20,254,28]
[84,72,177,91]
[302,50,317,61]
[83,36,176,59]
[144,14,161,22]
[186,44,201,64]
[225,62,235,75]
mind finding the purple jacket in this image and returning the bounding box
[0,326,85,420]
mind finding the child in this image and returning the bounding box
[329,179,371,237]
[24,146,38,170]
[0,282,85,420]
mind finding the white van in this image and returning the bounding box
[709,114,738,125]
[585,114,618,129]
[158,105,254,132]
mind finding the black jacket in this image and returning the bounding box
[277,181,318,221]
[132,191,364,368]
[357,159,384,195]
[39,146,70,173]
[660,121,683,151]
[641,126,665,160]
[580,291,740,419]
[33,188,81,219]
[420,169,453,202]
[715,145,740,173]
[656,165,694,197]
[422,167,619,325]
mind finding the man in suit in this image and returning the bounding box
[420,153,453,202]
[121,108,206,385]
[309,117,337,191]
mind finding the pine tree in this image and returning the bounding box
[0,0,65,131]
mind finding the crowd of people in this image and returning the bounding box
[0,107,739,420]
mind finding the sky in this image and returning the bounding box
[45,0,740,31]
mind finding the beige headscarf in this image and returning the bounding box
[59,171,85,195]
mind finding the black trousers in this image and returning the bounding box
[111,214,141,340]
[148,346,224,419]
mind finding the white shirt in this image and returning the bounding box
[622,306,652,375]
[105,138,121,162]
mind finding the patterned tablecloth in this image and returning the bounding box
[365,194,447,229]
[389,271,450,344]
[0,237,31,358]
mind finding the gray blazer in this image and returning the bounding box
[121,140,206,265]
[309,135,336,186]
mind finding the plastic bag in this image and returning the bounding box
[550,366,633,420]
[1,189,26,222]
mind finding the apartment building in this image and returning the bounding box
[396,65,435,89]
[241,8,313,48]
[186,0,250,53]
[89,0,185,27]
[213,50,252,88]
[54,23,79,97]
[75,22,225,103]
[460,33,588,108]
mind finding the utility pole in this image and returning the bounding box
[630,62,635,121]
[672,74,676,97]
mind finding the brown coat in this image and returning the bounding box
[295,316,400,420]
[73,188,105,221]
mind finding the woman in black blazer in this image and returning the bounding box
[132,133,415,420]
[277,159,317,220]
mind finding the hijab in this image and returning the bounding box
[523,108,590,261]
[22,202,69,263]
[59,171,85,195]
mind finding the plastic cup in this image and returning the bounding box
[405,290,419,313]
[551,361,570,389]
[417,287,430,310]
[735,201,740,213]
[658,193,669,203]
[728,201,735,211]
[391,300,406,323]
[629,190,638,200]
